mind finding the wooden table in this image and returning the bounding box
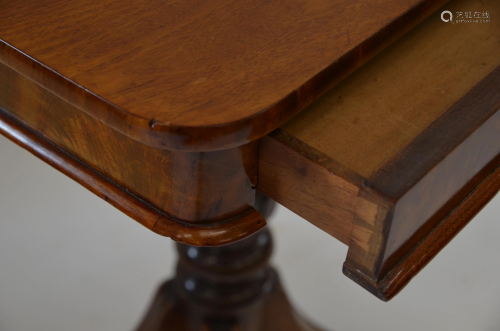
[1,0,499,329]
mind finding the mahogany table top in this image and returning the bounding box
[0,0,445,151]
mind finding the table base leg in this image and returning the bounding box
[134,227,322,331]
[135,271,321,331]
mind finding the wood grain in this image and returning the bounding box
[344,163,500,301]
[0,108,266,246]
[261,0,500,300]
[1,0,497,305]
[325,64,500,298]
[282,0,500,177]
[0,61,174,216]
[0,61,262,225]
[258,130,361,245]
[373,72,500,277]
[0,0,447,151]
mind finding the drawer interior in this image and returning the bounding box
[259,0,500,300]
[281,0,500,179]
[261,0,500,245]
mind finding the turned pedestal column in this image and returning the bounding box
[135,195,320,331]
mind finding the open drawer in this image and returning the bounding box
[258,0,500,301]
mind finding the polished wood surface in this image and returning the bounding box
[345,163,500,300]
[348,67,500,299]
[260,0,500,247]
[369,74,500,278]
[259,0,500,300]
[0,0,498,312]
[135,215,321,331]
[0,0,446,151]
[0,108,265,246]
[136,276,318,331]
[0,58,269,245]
